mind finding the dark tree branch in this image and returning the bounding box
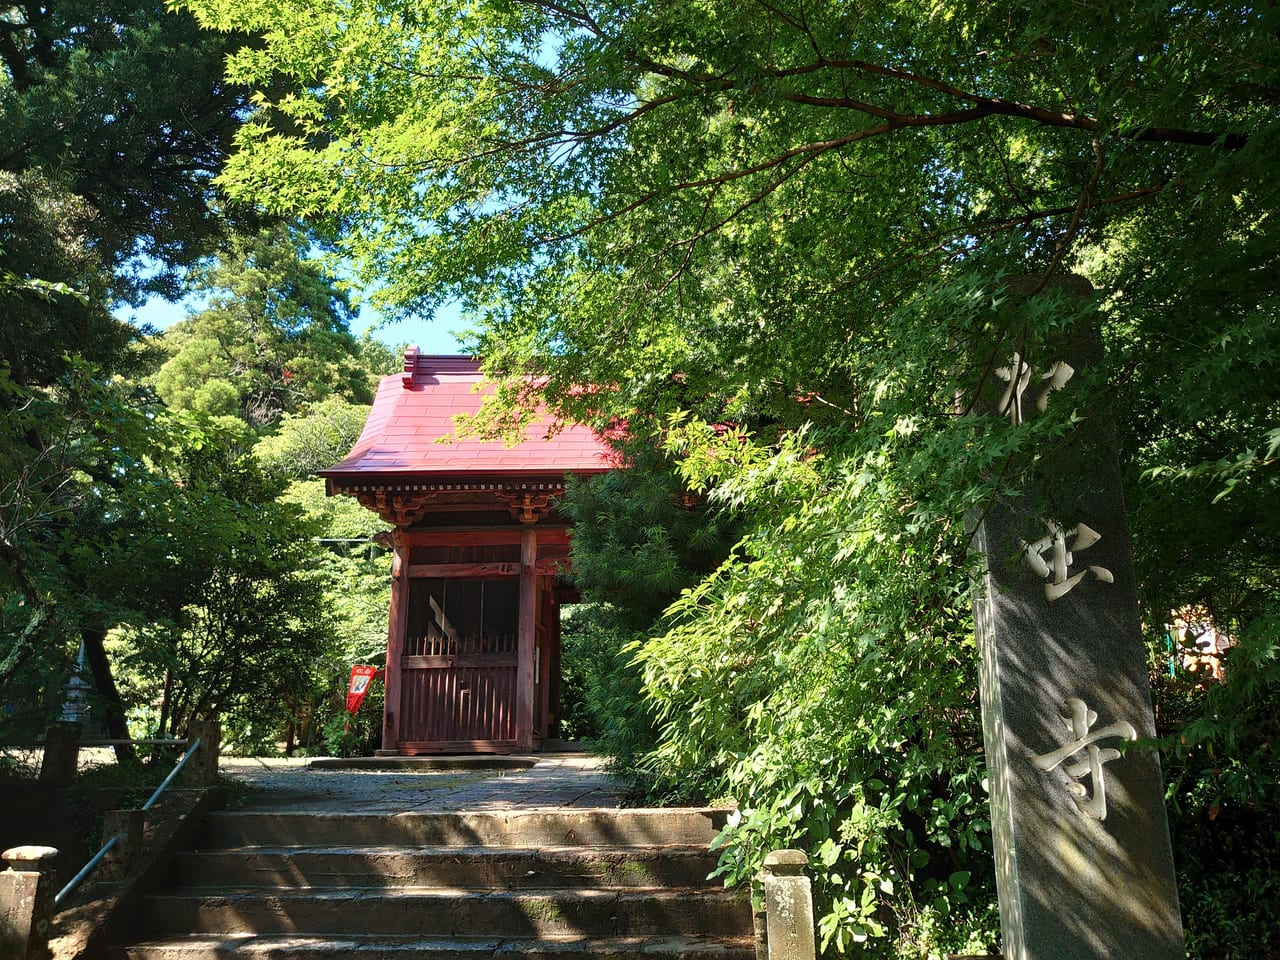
[512,0,606,37]
[631,52,1250,149]
[541,125,898,244]
[1032,135,1106,295]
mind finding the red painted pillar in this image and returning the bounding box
[515,527,538,752]
[380,531,409,754]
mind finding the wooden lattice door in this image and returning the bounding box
[398,578,520,751]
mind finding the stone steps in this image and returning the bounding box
[116,808,753,960]
[196,810,732,849]
[140,887,750,938]
[171,845,719,889]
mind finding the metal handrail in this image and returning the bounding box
[81,738,191,747]
[141,737,202,812]
[0,737,188,749]
[52,736,203,907]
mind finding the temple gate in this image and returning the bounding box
[320,350,614,754]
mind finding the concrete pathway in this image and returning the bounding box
[219,753,624,813]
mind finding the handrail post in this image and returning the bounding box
[1,845,59,960]
[180,719,220,788]
[758,850,816,960]
[37,722,81,788]
[101,810,146,880]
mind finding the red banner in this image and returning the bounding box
[346,665,379,715]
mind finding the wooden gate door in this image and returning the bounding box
[397,577,521,753]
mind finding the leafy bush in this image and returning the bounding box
[1153,626,1280,960]
[560,441,735,793]
[627,419,1004,958]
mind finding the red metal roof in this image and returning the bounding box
[319,352,616,482]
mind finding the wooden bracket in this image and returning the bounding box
[502,492,552,524]
[355,490,436,527]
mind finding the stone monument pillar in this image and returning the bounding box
[37,721,80,787]
[971,279,1183,959]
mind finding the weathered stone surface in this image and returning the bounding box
[142,886,750,938]
[2,847,60,866]
[199,808,733,849]
[760,850,808,875]
[122,933,757,960]
[181,720,221,789]
[102,809,146,881]
[48,789,225,960]
[972,283,1182,959]
[37,723,81,788]
[1,844,59,960]
[173,844,719,889]
[759,850,815,960]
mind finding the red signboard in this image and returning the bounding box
[346,665,379,715]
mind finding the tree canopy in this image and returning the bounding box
[154,226,376,425]
[1,0,253,301]
[0,0,402,772]
[187,0,1276,427]
[1,0,259,688]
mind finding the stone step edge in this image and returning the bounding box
[120,933,757,958]
[201,809,730,824]
[146,885,741,901]
[198,809,730,830]
[179,844,716,857]
[198,811,730,849]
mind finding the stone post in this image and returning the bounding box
[0,845,59,960]
[37,722,81,788]
[180,718,220,788]
[753,904,769,960]
[970,279,1182,959]
[101,810,146,881]
[759,850,816,960]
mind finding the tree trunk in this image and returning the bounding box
[157,667,173,742]
[81,627,137,764]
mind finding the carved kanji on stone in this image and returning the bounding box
[995,352,1075,425]
[1031,697,1138,821]
[1022,520,1115,602]
[973,281,1182,957]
